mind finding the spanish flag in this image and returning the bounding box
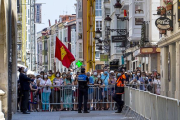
[124,10,127,17]
[55,36,75,68]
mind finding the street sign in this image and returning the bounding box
[112,35,127,43]
[100,54,108,61]
[155,17,173,30]
[110,61,119,70]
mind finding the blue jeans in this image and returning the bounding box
[42,92,51,110]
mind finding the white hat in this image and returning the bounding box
[110,71,114,73]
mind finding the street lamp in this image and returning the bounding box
[95,28,101,39]
[114,0,122,15]
[104,15,112,27]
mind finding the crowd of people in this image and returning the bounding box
[17,65,161,114]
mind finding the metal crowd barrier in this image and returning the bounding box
[124,86,180,120]
[40,85,116,111]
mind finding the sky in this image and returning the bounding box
[36,0,76,32]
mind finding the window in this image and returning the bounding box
[95,0,102,16]
[135,18,144,25]
[79,22,82,33]
[135,2,144,14]
[79,43,83,58]
[95,51,100,58]
[96,21,102,30]
[117,20,127,29]
[95,64,103,70]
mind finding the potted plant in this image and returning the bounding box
[166,2,173,11]
[157,7,161,15]
[157,6,166,15]
[160,6,166,15]
[159,29,166,34]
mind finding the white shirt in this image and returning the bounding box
[40,79,52,93]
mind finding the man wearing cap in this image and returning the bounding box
[78,68,89,113]
[113,68,126,113]
[19,67,34,114]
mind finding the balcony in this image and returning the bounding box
[121,0,129,9]
[104,0,110,9]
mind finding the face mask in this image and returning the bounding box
[97,75,100,78]
[24,68,27,73]
[117,73,121,77]
[63,75,67,77]
[104,71,108,75]
[44,75,48,78]
[48,74,52,77]
[94,72,97,75]
[137,73,140,76]
[56,74,60,77]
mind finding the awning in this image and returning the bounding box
[123,52,133,58]
[133,47,160,57]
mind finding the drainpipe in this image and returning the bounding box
[8,0,12,119]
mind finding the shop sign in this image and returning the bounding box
[112,35,127,44]
[178,0,180,22]
[110,61,119,70]
[100,54,108,62]
[155,17,173,30]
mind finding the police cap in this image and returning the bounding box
[81,68,85,73]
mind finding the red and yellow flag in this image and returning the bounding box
[55,36,75,68]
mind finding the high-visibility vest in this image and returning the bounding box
[115,74,125,94]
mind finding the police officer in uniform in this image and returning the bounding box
[78,68,89,113]
[19,67,34,114]
[113,68,126,113]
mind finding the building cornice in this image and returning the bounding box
[157,31,180,47]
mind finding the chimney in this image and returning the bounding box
[55,19,57,24]
[48,19,51,26]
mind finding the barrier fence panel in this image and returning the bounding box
[125,86,180,120]
[149,93,157,120]
[144,91,151,119]
[139,90,145,117]
[166,98,178,120]
[124,87,130,107]
[131,88,136,112]
[40,85,116,111]
[156,96,167,120]
[134,89,140,114]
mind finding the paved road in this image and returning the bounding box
[12,111,132,120]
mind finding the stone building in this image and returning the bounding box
[0,0,18,120]
[157,0,180,99]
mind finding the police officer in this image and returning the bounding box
[78,68,89,113]
[19,67,34,114]
[113,68,126,113]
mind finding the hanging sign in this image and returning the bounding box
[155,17,173,30]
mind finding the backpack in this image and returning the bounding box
[147,84,153,91]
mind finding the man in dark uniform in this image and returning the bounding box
[113,68,126,113]
[78,68,89,113]
[19,67,33,114]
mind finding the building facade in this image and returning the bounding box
[75,0,83,72]
[157,0,180,99]
[17,0,27,65]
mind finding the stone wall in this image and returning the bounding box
[0,0,17,119]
